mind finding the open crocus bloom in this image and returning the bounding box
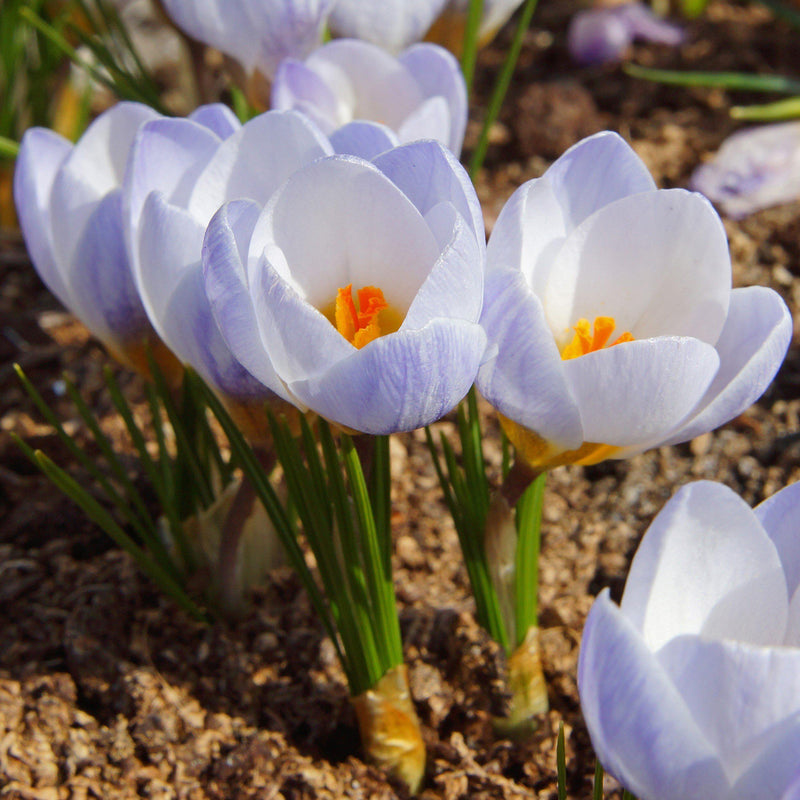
[579,480,800,800]
[271,39,467,156]
[477,131,792,471]
[124,108,356,438]
[329,0,448,53]
[690,122,800,220]
[203,140,487,435]
[159,0,334,79]
[14,102,179,376]
[567,2,684,66]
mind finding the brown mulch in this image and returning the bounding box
[2,1,800,797]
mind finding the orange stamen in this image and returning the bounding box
[334,284,391,349]
[561,316,634,360]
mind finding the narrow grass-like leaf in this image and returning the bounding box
[514,472,545,647]
[469,0,539,177]
[13,435,206,620]
[461,0,484,93]
[593,761,604,800]
[624,63,800,94]
[0,135,18,157]
[731,96,800,120]
[557,722,567,800]
[622,791,638,800]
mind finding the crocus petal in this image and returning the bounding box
[188,103,241,139]
[399,42,467,154]
[486,132,656,291]
[661,285,791,446]
[756,480,800,600]
[271,58,343,133]
[372,139,485,244]
[251,155,441,311]
[732,728,800,800]
[690,121,800,220]
[562,337,719,447]
[397,97,452,150]
[658,636,800,783]
[621,481,788,651]
[620,2,685,45]
[780,772,800,800]
[545,189,731,347]
[477,268,583,450]
[203,200,289,399]
[68,190,149,348]
[187,110,332,224]
[329,0,448,53]
[579,591,729,800]
[138,193,263,399]
[329,121,400,159]
[13,128,72,307]
[285,318,486,434]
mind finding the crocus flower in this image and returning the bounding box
[123,107,346,438]
[203,140,487,435]
[328,0,449,53]
[567,2,684,66]
[13,102,177,375]
[477,131,792,471]
[425,0,525,54]
[690,121,800,219]
[579,479,800,800]
[159,0,335,79]
[271,39,467,156]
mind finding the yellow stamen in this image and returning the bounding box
[561,316,634,360]
[326,284,403,349]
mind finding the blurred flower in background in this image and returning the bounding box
[204,140,487,434]
[477,131,792,471]
[567,1,684,65]
[159,0,335,79]
[426,0,526,54]
[579,479,800,800]
[690,121,800,219]
[271,39,467,155]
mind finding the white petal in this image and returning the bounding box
[397,96,451,148]
[658,636,800,784]
[578,591,729,800]
[476,268,583,450]
[306,39,423,128]
[13,127,72,308]
[187,110,332,224]
[621,481,788,651]
[188,103,240,139]
[562,337,719,447]
[732,725,800,800]
[756,480,800,601]
[286,318,486,433]
[399,42,467,155]
[203,201,289,398]
[252,155,441,311]
[690,121,800,220]
[329,0,448,53]
[545,189,731,347]
[663,286,792,447]
[329,121,399,159]
[271,58,342,133]
[372,139,484,244]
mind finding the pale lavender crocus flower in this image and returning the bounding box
[476,131,792,471]
[568,2,684,66]
[14,102,176,375]
[690,121,800,219]
[579,479,800,800]
[159,0,335,79]
[203,140,487,435]
[271,39,467,155]
[328,0,448,53]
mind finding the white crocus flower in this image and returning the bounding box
[272,39,467,156]
[14,102,176,376]
[579,480,800,800]
[159,0,335,79]
[477,131,792,471]
[203,140,487,435]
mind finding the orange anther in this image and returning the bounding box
[562,316,633,360]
